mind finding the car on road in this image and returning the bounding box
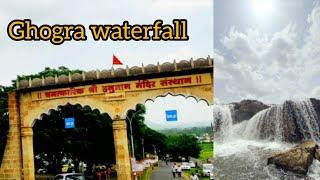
[202,163,214,177]
[210,171,214,180]
[54,173,85,180]
[61,163,75,173]
[36,168,47,174]
[189,161,196,168]
[181,162,191,170]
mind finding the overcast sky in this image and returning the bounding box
[5,1,319,129]
[215,0,320,104]
[0,0,213,129]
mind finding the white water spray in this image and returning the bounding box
[213,99,320,179]
[214,99,320,142]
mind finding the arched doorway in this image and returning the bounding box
[33,103,116,178]
[0,58,213,180]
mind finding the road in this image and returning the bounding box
[151,162,183,180]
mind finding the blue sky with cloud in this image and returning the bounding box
[214,0,320,104]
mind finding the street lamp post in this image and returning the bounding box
[142,138,145,159]
[152,144,157,156]
[126,110,140,159]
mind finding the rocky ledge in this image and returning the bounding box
[267,140,320,175]
[230,99,269,124]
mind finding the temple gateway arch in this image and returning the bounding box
[0,57,213,180]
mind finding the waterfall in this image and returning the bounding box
[213,99,320,142]
[213,104,234,139]
[242,99,320,142]
[214,99,320,179]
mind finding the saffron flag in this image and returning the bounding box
[113,55,123,65]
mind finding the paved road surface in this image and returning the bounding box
[151,162,183,180]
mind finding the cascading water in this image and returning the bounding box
[214,99,320,142]
[213,104,233,139]
[213,99,320,179]
[241,99,320,142]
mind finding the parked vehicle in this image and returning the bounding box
[181,162,191,170]
[202,163,214,176]
[61,163,75,173]
[189,161,196,168]
[36,168,47,174]
[210,171,214,180]
[54,173,84,180]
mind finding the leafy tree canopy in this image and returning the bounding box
[13,66,83,86]
[0,86,12,165]
[164,134,201,161]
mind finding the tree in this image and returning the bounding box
[33,104,115,173]
[126,104,166,160]
[164,134,201,161]
[16,66,83,82]
[0,86,12,165]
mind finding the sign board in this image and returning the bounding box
[166,110,178,121]
[105,92,126,101]
[32,73,212,101]
[64,117,75,129]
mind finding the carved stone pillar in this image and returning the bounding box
[21,127,35,180]
[0,92,23,180]
[113,117,132,180]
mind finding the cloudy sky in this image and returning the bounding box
[0,0,213,129]
[2,0,319,129]
[215,0,320,104]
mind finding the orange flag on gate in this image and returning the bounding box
[113,55,123,65]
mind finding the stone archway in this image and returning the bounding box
[0,57,213,180]
[32,103,116,177]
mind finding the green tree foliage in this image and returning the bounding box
[159,126,213,136]
[126,104,166,160]
[15,66,83,83]
[33,104,115,173]
[164,134,201,161]
[0,86,12,165]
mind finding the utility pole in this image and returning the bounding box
[142,138,145,159]
[126,110,141,159]
[152,144,157,156]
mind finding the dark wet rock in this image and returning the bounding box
[315,149,320,161]
[231,100,269,124]
[267,140,318,175]
[310,98,320,129]
[247,99,320,142]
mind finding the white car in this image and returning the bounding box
[181,162,191,170]
[210,171,214,180]
[202,163,214,176]
[54,173,85,180]
[189,161,196,168]
[36,168,47,174]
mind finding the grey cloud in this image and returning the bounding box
[215,4,320,104]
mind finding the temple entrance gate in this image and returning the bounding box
[0,57,213,180]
